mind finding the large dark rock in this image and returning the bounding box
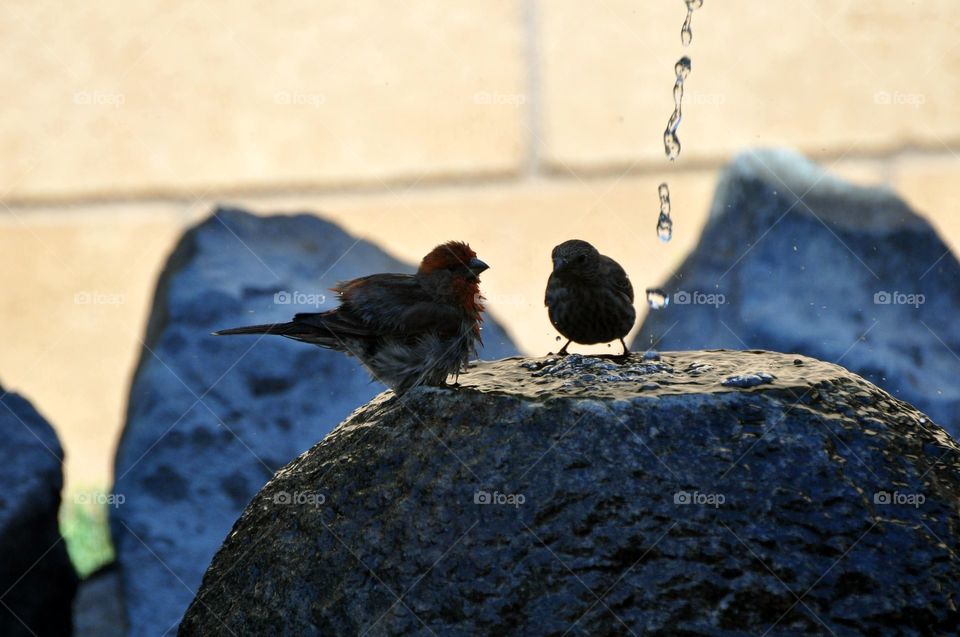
[112,208,517,636]
[634,149,960,439]
[180,350,960,636]
[0,388,77,636]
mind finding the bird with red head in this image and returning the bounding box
[215,241,489,393]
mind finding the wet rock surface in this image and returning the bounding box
[634,149,960,439]
[180,350,960,636]
[0,388,77,636]
[111,208,517,635]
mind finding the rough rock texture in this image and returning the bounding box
[634,149,960,439]
[0,387,77,636]
[111,208,517,636]
[180,350,960,636]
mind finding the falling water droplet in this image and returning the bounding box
[656,182,673,242]
[646,288,669,310]
[663,57,691,161]
[658,182,672,216]
[657,215,673,242]
[681,0,704,47]
[663,133,681,161]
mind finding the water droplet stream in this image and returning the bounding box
[663,56,691,161]
[644,4,706,346]
[656,182,673,242]
[646,288,669,310]
[681,0,704,46]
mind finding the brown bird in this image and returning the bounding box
[215,241,489,393]
[545,240,636,356]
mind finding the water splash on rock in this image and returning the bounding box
[721,372,776,388]
[523,354,670,387]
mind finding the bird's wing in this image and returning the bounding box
[544,272,558,306]
[601,256,635,303]
[295,273,464,338]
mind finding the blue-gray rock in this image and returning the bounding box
[73,563,125,637]
[179,350,960,636]
[634,149,960,439]
[0,388,77,636]
[111,208,517,636]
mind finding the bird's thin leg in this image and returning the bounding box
[557,340,571,356]
[448,372,461,388]
[619,338,630,356]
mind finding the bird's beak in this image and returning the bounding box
[468,257,489,276]
[552,256,566,271]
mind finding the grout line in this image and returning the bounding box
[0,144,956,214]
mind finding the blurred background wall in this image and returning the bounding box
[1,0,958,499]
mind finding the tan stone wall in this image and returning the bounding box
[1,1,958,490]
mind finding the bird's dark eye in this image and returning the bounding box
[576,254,587,263]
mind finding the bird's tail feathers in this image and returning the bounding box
[213,322,300,336]
[213,321,349,353]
